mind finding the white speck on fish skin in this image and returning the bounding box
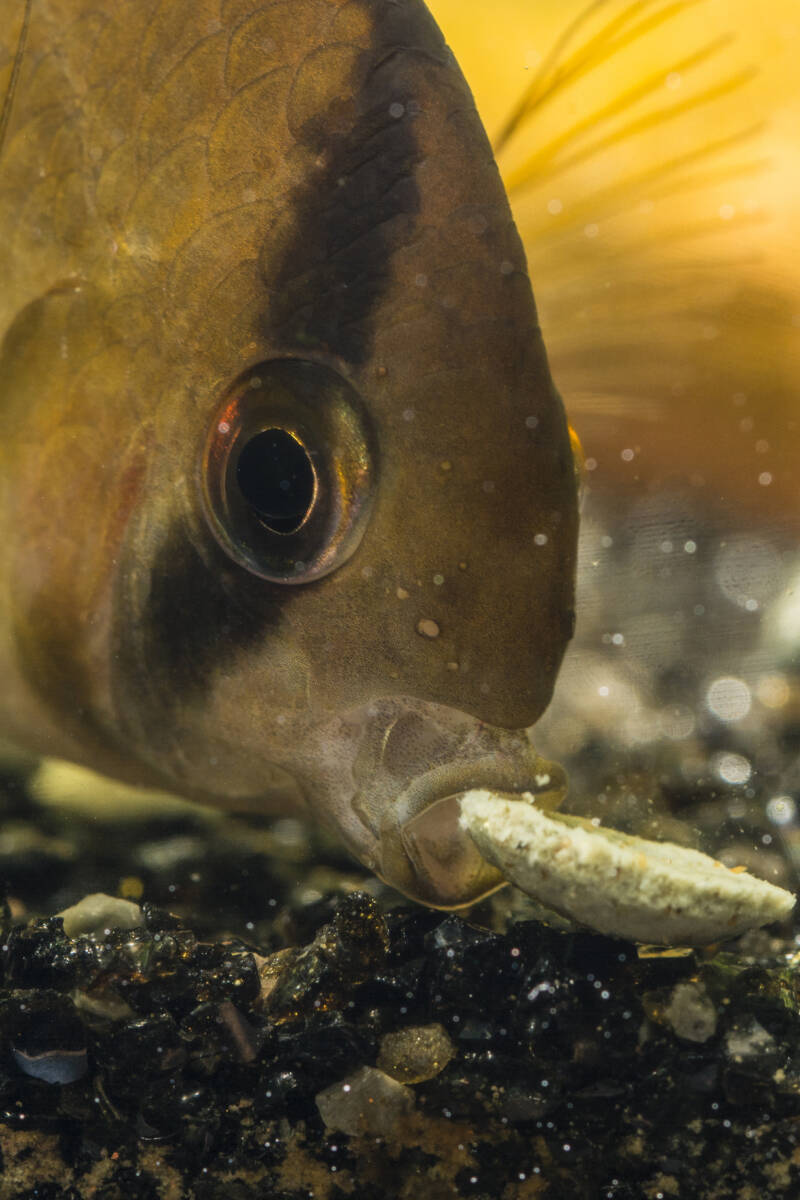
[525,415,539,430]
[415,273,428,287]
[218,420,230,434]
[403,408,415,421]
[389,102,405,118]
[499,260,513,275]
[416,618,440,639]
[534,533,548,546]
[482,480,495,493]
[433,574,444,586]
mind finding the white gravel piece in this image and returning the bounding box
[459,791,795,946]
[58,893,144,939]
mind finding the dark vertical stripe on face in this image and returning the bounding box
[269,16,429,363]
[127,5,445,711]
[126,520,284,706]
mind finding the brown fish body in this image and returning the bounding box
[0,0,577,904]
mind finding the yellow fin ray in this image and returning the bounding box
[0,0,32,160]
[494,0,707,153]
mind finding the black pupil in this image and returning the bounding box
[236,429,315,534]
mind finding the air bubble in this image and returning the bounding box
[706,677,751,722]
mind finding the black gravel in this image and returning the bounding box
[0,765,799,1198]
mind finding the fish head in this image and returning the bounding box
[2,0,578,906]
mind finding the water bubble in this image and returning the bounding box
[714,752,751,784]
[706,677,751,722]
[715,536,782,610]
[659,706,696,740]
[766,796,796,826]
[756,674,789,709]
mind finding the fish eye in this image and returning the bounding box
[235,429,317,536]
[201,359,376,583]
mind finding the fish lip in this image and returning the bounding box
[329,694,566,834]
[376,747,567,909]
[389,750,567,828]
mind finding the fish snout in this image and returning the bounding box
[311,700,566,908]
[381,745,567,909]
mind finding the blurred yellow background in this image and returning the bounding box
[429,0,800,527]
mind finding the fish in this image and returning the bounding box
[0,0,579,907]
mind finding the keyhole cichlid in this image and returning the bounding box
[0,0,578,907]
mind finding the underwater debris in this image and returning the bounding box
[660,980,718,1043]
[57,893,144,939]
[376,1021,457,1084]
[459,790,795,945]
[316,1065,416,1137]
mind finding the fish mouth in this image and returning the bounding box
[308,697,567,908]
[382,749,567,908]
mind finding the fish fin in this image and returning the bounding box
[0,0,33,160]
[494,0,710,155]
[487,0,800,513]
[495,0,754,195]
